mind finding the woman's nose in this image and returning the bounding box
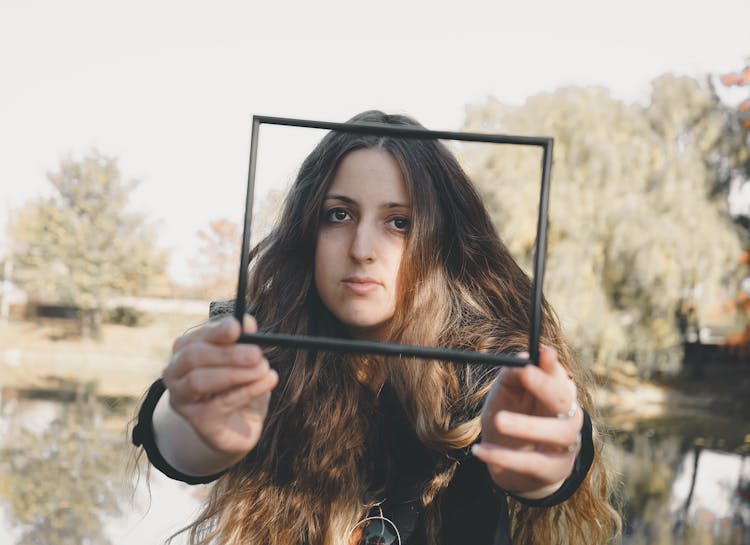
[349,223,376,262]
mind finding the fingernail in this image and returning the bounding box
[471,444,484,457]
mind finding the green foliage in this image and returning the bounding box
[0,397,132,545]
[103,305,150,327]
[463,76,745,375]
[8,150,167,337]
[717,61,750,221]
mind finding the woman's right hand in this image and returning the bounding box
[162,314,279,460]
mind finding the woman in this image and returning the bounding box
[132,111,620,544]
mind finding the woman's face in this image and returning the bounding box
[315,148,411,341]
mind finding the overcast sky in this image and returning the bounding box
[1,0,748,282]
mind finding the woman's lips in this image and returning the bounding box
[341,276,382,294]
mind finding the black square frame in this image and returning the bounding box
[236,115,553,367]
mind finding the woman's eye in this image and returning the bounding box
[325,208,351,223]
[388,217,411,232]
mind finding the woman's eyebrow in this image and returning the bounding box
[324,194,410,209]
[324,194,356,204]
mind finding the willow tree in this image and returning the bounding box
[8,151,167,337]
[716,60,750,353]
[462,75,744,375]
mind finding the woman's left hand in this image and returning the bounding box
[473,345,584,499]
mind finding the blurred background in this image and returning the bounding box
[1,1,749,543]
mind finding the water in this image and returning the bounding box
[0,394,205,545]
[1,391,748,544]
[609,415,750,544]
[104,475,207,545]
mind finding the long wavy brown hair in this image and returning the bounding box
[176,111,620,545]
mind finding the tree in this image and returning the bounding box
[190,218,242,300]
[8,151,167,337]
[714,59,750,354]
[462,76,744,375]
[719,63,750,130]
[712,60,750,228]
[189,188,284,300]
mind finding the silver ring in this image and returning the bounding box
[566,431,582,453]
[556,401,578,419]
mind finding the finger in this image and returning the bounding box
[471,442,575,484]
[516,363,577,416]
[166,342,267,380]
[173,316,242,352]
[493,411,582,449]
[242,313,258,333]
[170,361,272,402]
[212,369,279,411]
[497,366,523,390]
[483,367,525,414]
[201,316,244,344]
[537,345,567,380]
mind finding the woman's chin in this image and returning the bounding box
[342,319,392,342]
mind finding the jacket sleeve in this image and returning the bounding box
[131,378,227,485]
[131,300,236,484]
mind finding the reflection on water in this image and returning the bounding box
[0,391,204,545]
[610,415,750,544]
[673,450,749,541]
[1,390,749,544]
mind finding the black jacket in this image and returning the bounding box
[133,377,594,545]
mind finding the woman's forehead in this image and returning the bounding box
[327,149,410,205]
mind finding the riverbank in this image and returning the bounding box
[2,318,749,424]
[0,316,204,397]
[591,360,750,443]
